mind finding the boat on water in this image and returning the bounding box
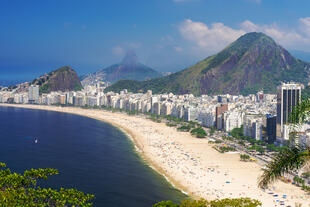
[34,138,38,144]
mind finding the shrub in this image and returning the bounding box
[240,154,250,161]
[153,198,261,207]
[190,127,207,138]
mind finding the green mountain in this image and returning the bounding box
[31,66,83,94]
[81,51,162,86]
[106,32,310,95]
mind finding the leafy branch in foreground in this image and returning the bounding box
[258,147,310,188]
[258,99,310,188]
[289,99,310,125]
[0,162,94,207]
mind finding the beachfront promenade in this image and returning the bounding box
[1,104,309,207]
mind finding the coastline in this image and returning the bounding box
[1,104,309,206]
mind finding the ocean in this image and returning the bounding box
[0,106,187,206]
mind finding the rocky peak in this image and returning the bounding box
[121,50,139,66]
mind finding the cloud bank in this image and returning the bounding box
[178,18,310,55]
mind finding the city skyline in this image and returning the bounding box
[2,1,310,206]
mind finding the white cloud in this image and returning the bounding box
[179,19,245,53]
[178,18,310,55]
[241,20,307,48]
[299,17,310,37]
[112,46,125,56]
[240,20,259,32]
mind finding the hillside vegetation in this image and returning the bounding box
[31,66,83,94]
[106,32,310,95]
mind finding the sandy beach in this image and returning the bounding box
[1,104,309,206]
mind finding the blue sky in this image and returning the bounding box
[1,0,310,83]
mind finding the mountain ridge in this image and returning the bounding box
[10,66,83,94]
[81,51,162,86]
[105,32,310,95]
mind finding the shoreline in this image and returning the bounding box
[1,104,309,206]
[0,104,192,198]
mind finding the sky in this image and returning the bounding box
[2,0,310,84]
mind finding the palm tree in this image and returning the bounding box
[258,99,310,188]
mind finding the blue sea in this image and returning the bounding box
[0,106,187,206]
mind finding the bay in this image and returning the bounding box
[0,106,187,206]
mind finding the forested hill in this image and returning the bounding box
[106,32,310,95]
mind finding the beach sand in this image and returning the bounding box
[1,104,309,206]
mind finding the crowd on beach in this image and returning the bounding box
[94,108,310,207]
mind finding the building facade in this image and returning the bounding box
[276,83,302,140]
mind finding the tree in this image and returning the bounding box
[230,126,243,139]
[240,154,250,161]
[258,100,310,188]
[153,200,179,207]
[209,127,216,136]
[153,198,261,207]
[190,127,207,138]
[0,162,94,206]
[301,171,310,178]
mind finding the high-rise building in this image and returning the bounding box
[266,114,276,144]
[216,104,228,129]
[252,120,262,141]
[276,82,302,140]
[28,85,39,104]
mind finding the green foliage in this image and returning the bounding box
[33,65,83,94]
[302,85,310,100]
[240,154,250,161]
[217,146,236,153]
[39,84,50,94]
[230,126,266,146]
[266,144,288,152]
[293,176,305,185]
[301,171,310,178]
[259,100,310,189]
[209,127,215,136]
[230,126,244,139]
[247,145,265,154]
[153,198,261,207]
[127,110,139,116]
[74,83,83,91]
[301,184,310,192]
[54,66,74,73]
[214,140,222,144]
[238,140,245,146]
[106,32,310,96]
[153,200,179,207]
[258,147,309,188]
[222,136,234,141]
[166,123,177,127]
[177,125,192,132]
[190,127,207,138]
[0,162,94,206]
[289,99,310,125]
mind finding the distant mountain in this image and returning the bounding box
[106,32,310,95]
[31,66,83,94]
[81,51,162,86]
